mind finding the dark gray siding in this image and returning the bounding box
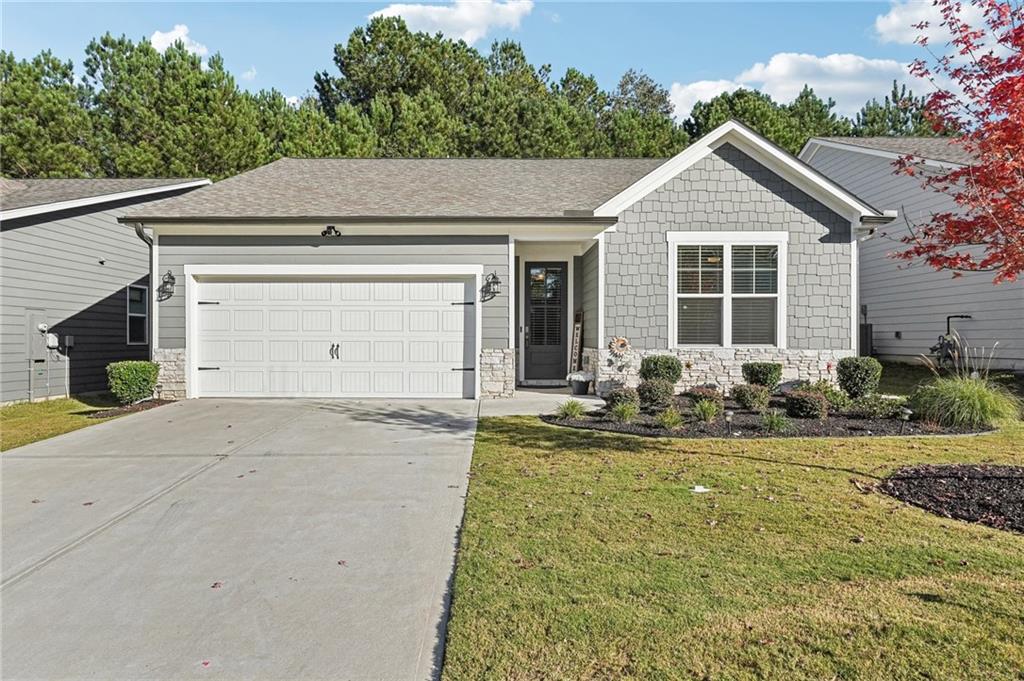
[806,145,1023,368]
[581,243,599,347]
[157,235,510,349]
[606,143,852,350]
[1,199,159,402]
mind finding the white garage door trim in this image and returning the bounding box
[184,264,483,399]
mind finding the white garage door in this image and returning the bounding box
[193,279,475,398]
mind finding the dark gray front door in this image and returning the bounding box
[524,262,567,380]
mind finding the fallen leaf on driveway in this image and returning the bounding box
[211,581,224,589]
[82,501,94,506]
[337,560,348,567]
[201,661,211,668]
[248,469,256,473]
[31,499,43,504]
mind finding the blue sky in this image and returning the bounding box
[2,1,939,118]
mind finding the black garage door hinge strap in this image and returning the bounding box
[451,301,474,306]
[198,301,220,305]
[451,367,475,372]
[197,367,220,371]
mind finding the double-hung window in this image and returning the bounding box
[668,232,787,348]
[127,284,148,345]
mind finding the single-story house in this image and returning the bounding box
[118,121,895,400]
[800,137,1024,371]
[0,177,210,403]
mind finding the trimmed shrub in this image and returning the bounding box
[687,386,724,409]
[836,356,883,398]
[785,390,829,419]
[638,379,675,410]
[848,394,907,419]
[732,383,771,412]
[693,399,720,423]
[801,379,851,412]
[656,406,684,431]
[639,355,683,383]
[741,362,782,390]
[761,409,791,434]
[910,376,1021,429]
[556,399,586,419]
[106,360,159,405]
[604,387,640,410]
[609,401,640,423]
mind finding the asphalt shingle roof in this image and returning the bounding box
[120,157,667,221]
[819,137,975,165]
[0,178,206,212]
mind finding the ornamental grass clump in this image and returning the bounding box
[556,399,587,419]
[609,401,640,423]
[693,399,720,423]
[732,384,771,412]
[761,409,791,434]
[655,406,684,431]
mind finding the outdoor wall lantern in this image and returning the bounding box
[157,270,177,302]
[481,272,502,301]
[321,225,341,238]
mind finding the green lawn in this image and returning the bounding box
[879,359,1024,397]
[0,395,120,451]
[443,418,1024,680]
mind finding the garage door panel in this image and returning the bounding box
[195,278,474,398]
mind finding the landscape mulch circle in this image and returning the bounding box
[879,464,1024,534]
[87,399,171,419]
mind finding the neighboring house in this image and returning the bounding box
[0,178,210,403]
[800,137,1024,371]
[117,121,894,400]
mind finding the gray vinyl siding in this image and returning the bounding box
[806,145,1024,369]
[0,199,158,402]
[606,143,852,350]
[581,243,599,347]
[156,235,510,350]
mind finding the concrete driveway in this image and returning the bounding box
[1,398,477,681]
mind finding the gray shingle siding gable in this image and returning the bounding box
[605,143,852,350]
[156,235,510,349]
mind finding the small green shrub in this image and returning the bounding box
[693,399,720,423]
[910,376,1021,429]
[741,362,782,390]
[556,399,586,419]
[687,386,724,409]
[106,360,159,405]
[604,387,640,410]
[609,401,640,423]
[638,379,675,410]
[848,394,907,419]
[785,390,829,419]
[732,383,771,412]
[656,406,684,431]
[639,355,683,383]
[761,409,790,434]
[801,379,851,412]
[836,356,883,398]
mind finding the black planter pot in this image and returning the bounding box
[570,379,591,396]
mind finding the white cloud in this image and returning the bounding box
[670,80,742,119]
[370,0,533,44]
[150,24,208,56]
[670,52,916,119]
[874,0,986,45]
[285,96,301,107]
[242,66,257,81]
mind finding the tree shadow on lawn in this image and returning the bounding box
[483,416,887,479]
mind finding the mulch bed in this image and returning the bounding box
[879,465,1024,534]
[542,396,987,440]
[87,399,171,419]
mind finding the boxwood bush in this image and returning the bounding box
[687,386,725,409]
[638,379,675,410]
[801,379,851,412]
[106,360,159,405]
[741,362,782,390]
[848,394,907,419]
[785,390,829,419]
[732,383,771,412]
[639,355,683,383]
[604,387,640,410]
[836,356,883,398]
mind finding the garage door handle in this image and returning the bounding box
[198,367,220,371]
[329,343,338,359]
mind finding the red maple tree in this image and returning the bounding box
[895,0,1024,283]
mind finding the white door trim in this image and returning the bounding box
[183,264,483,399]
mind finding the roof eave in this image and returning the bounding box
[118,214,616,226]
[1,179,211,222]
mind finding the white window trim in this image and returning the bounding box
[127,284,149,346]
[666,231,788,349]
